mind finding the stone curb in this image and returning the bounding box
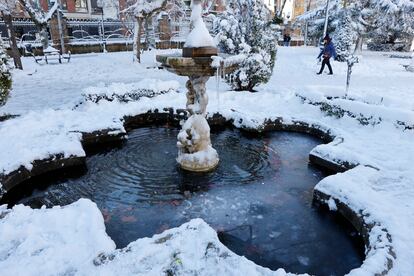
[314,189,396,275]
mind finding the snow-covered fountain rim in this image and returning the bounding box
[0,109,394,276]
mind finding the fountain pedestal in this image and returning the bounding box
[157,48,223,172]
[155,0,237,172]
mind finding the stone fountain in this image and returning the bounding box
[156,0,236,172]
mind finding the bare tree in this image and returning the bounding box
[279,0,288,18]
[123,0,167,62]
[0,0,23,69]
[125,0,185,63]
[17,0,58,50]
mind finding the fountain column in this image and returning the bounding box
[177,75,218,172]
[186,76,209,116]
[175,0,219,172]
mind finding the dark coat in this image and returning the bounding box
[318,41,337,59]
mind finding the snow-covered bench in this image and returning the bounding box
[43,47,71,64]
[25,45,71,65]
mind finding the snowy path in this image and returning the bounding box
[268,47,414,110]
[0,47,413,275]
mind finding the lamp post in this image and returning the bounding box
[323,0,330,38]
[303,0,312,46]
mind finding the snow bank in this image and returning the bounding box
[83,79,180,97]
[0,109,86,175]
[0,199,295,276]
[0,199,115,275]
[94,218,294,275]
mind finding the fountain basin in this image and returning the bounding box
[3,127,364,275]
[156,53,237,77]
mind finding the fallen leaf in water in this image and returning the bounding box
[121,215,137,223]
[157,224,170,233]
[246,244,263,254]
[171,200,180,206]
[101,210,112,223]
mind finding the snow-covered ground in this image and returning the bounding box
[0,47,413,275]
[3,47,413,115]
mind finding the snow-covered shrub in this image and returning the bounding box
[333,11,355,62]
[0,38,12,106]
[214,0,277,92]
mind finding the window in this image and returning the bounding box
[75,0,88,12]
[61,0,68,10]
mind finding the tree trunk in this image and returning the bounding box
[144,17,151,50]
[354,35,363,53]
[134,17,144,63]
[410,38,414,67]
[39,23,49,49]
[18,0,49,50]
[278,0,288,18]
[3,13,23,70]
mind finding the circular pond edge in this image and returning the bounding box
[0,109,395,275]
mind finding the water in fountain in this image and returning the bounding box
[3,128,364,276]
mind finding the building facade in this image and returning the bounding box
[1,0,228,54]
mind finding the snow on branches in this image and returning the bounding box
[334,10,356,62]
[0,0,17,15]
[298,0,414,52]
[17,0,59,49]
[214,0,277,92]
[0,38,12,106]
[126,0,167,18]
[124,0,168,62]
[18,0,58,24]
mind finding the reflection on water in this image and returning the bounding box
[13,128,364,276]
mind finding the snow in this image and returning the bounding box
[177,114,219,171]
[0,199,115,275]
[1,50,182,114]
[184,1,216,48]
[0,200,292,276]
[0,47,414,275]
[0,0,16,14]
[82,79,180,98]
[316,166,414,275]
[0,78,180,175]
[43,46,59,53]
[128,0,166,17]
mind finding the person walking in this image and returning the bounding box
[317,35,337,75]
[283,33,291,47]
